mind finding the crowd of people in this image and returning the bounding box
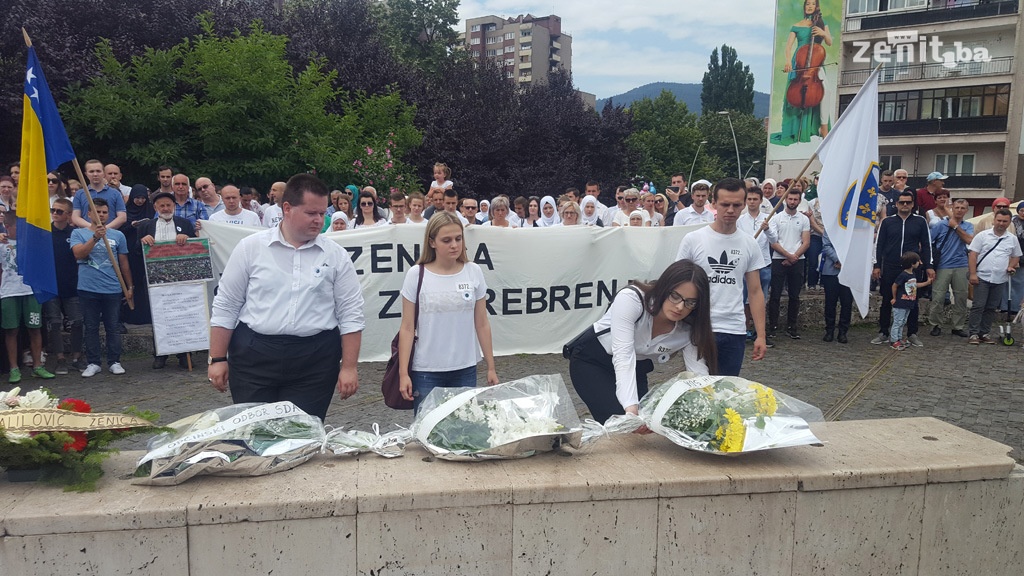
[3,157,1023,424]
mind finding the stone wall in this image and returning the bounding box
[2,417,1021,575]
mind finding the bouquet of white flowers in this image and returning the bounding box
[412,374,583,460]
[134,402,325,485]
[608,373,823,454]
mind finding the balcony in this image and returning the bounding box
[518,75,532,83]
[841,56,1013,86]
[519,62,531,69]
[847,0,1018,31]
[550,53,561,63]
[879,115,1008,136]
[552,40,561,50]
[905,173,1002,189]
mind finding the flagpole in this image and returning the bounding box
[22,28,133,309]
[754,153,818,238]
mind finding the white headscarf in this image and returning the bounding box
[628,209,647,226]
[691,179,713,191]
[761,178,777,197]
[331,211,349,229]
[580,195,601,226]
[537,195,561,227]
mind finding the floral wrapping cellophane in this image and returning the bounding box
[412,374,584,460]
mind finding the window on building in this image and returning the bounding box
[504,32,514,40]
[520,42,532,50]
[842,84,1011,121]
[471,24,480,32]
[470,37,480,45]
[504,46,515,53]
[487,49,498,57]
[472,50,480,57]
[487,36,499,44]
[935,153,976,176]
[520,70,530,77]
[520,55,530,63]
[888,0,927,10]
[506,71,514,78]
[847,0,880,15]
[485,24,496,31]
[521,30,532,37]
[505,59,514,66]
[879,155,903,173]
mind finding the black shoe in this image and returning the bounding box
[152,356,167,369]
[787,328,801,340]
[930,325,942,336]
[765,337,775,348]
[951,329,969,338]
[822,331,834,342]
[177,355,190,370]
[119,323,128,335]
[837,332,848,344]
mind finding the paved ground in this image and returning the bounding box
[21,320,1024,463]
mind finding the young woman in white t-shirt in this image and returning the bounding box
[566,259,717,424]
[398,212,499,410]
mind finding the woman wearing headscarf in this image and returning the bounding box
[329,210,350,232]
[122,184,154,324]
[760,179,779,213]
[580,195,604,227]
[477,199,490,224]
[536,195,561,227]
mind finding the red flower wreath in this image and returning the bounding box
[58,398,92,452]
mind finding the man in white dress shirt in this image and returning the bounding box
[209,185,262,227]
[208,174,365,420]
[673,181,715,226]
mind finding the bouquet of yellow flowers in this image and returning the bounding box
[616,374,822,454]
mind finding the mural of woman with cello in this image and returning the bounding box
[773,0,834,146]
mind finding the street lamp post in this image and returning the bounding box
[717,110,742,179]
[688,140,708,188]
[743,160,761,180]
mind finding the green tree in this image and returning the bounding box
[59,17,420,191]
[700,45,755,116]
[371,0,461,74]
[625,90,723,187]
[697,112,766,181]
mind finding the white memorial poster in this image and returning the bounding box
[151,282,211,356]
[200,220,703,362]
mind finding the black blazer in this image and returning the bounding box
[138,216,196,240]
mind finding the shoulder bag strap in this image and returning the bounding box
[977,236,1005,266]
[595,285,646,337]
[413,264,426,331]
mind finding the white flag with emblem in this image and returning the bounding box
[815,67,881,318]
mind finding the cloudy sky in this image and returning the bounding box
[458,0,779,98]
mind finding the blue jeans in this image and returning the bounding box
[890,308,911,343]
[79,290,122,366]
[806,234,823,288]
[714,332,747,376]
[742,266,771,306]
[411,365,477,412]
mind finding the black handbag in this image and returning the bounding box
[381,265,425,410]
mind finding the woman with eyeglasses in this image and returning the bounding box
[556,201,580,226]
[565,259,717,424]
[642,193,665,227]
[353,191,388,229]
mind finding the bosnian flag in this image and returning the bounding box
[18,45,75,303]
[815,67,881,318]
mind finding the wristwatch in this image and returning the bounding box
[208,356,228,365]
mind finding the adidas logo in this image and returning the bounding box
[708,251,739,274]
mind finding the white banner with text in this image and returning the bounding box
[200,220,702,361]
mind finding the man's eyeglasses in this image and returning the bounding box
[896,200,914,205]
[667,291,698,309]
[615,196,624,201]
[50,208,65,215]
[895,175,907,179]
[994,205,1010,209]
[464,206,478,211]
[624,197,639,203]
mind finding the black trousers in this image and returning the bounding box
[878,266,918,337]
[822,275,853,334]
[769,259,805,331]
[567,328,654,424]
[228,322,342,421]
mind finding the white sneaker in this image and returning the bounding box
[81,364,102,378]
[109,362,125,375]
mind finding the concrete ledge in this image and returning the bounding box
[1,417,1020,575]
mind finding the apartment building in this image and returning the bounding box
[839,0,1024,207]
[463,14,573,87]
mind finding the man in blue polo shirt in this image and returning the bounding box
[71,158,127,230]
[927,198,974,338]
